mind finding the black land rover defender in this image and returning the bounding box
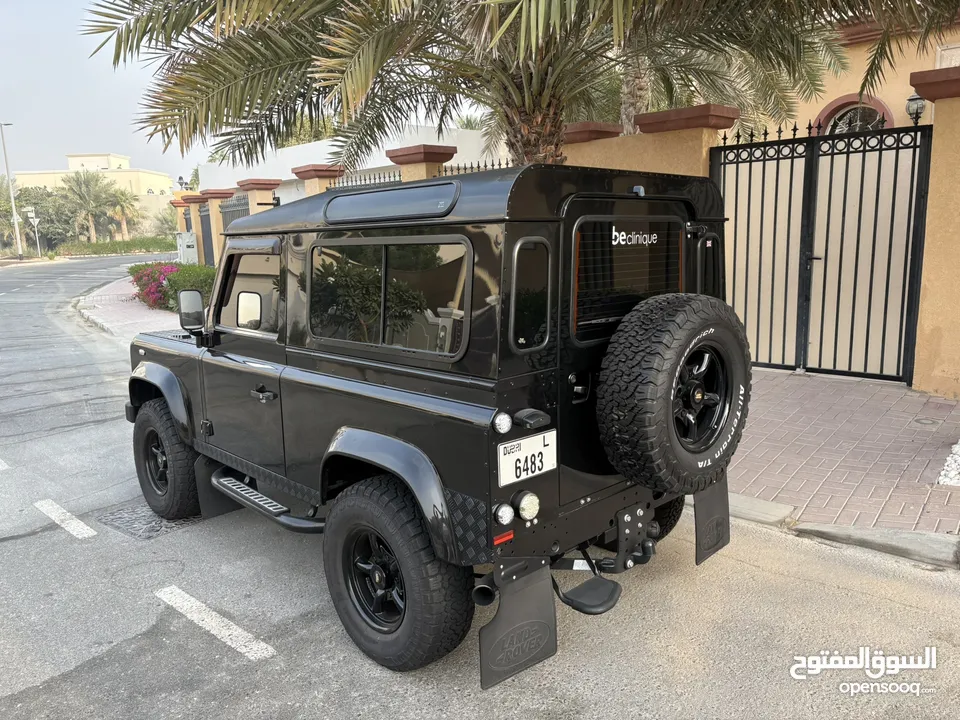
[126,164,750,688]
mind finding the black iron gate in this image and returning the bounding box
[198,203,214,267]
[710,124,931,383]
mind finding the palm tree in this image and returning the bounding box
[109,188,140,241]
[61,170,115,244]
[82,1,955,167]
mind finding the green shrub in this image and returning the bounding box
[57,237,177,256]
[127,261,217,312]
[46,252,56,260]
[166,264,217,310]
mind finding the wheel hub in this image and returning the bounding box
[345,528,406,633]
[673,344,730,452]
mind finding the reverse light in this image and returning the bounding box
[516,491,540,521]
[494,503,515,526]
[493,411,513,434]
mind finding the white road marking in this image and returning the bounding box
[10,288,19,292]
[155,585,277,661]
[0,457,8,471]
[26,283,34,287]
[33,499,98,539]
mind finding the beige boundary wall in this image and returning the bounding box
[910,68,960,398]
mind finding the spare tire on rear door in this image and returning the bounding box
[596,293,751,495]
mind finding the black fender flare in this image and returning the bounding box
[129,361,194,445]
[321,427,458,564]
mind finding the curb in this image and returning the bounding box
[686,493,797,528]
[75,304,117,336]
[793,522,960,570]
[61,252,177,260]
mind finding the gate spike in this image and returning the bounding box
[806,120,813,136]
[762,127,769,141]
[721,132,728,146]
[748,129,755,143]
[815,119,823,136]
[879,115,886,128]
[734,130,741,145]
[792,122,799,138]
[776,125,783,140]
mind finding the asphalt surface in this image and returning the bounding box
[1,257,959,719]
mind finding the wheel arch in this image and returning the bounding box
[129,362,194,445]
[321,427,458,565]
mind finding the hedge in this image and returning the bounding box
[57,237,177,256]
[128,261,216,312]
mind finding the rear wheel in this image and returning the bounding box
[323,475,474,671]
[132,398,200,519]
[596,293,751,495]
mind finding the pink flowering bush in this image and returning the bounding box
[129,263,181,309]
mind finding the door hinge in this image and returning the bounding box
[200,420,214,437]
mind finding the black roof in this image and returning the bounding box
[224,163,723,235]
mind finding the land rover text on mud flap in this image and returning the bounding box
[125,164,751,688]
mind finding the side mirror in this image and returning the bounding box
[237,291,262,331]
[178,289,205,333]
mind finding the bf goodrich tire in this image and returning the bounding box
[596,293,751,495]
[323,475,474,671]
[133,398,200,519]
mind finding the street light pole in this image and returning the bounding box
[0,123,23,261]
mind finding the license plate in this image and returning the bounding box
[498,430,557,487]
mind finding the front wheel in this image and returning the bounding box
[132,398,200,519]
[323,475,474,671]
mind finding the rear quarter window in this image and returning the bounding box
[574,217,683,343]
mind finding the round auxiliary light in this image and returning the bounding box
[492,411,513,434]
[494,503,515,526]
[516,491,540,521]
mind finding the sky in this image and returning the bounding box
[0,0,208,183]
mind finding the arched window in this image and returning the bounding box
[829,105,883,134]
[815,93,894,134]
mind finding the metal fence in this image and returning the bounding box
[330,170,402,189]
[436,158,512,176]
[710,121,932,383]
[220,193,250,229]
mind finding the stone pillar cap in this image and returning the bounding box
[292,163,344,179]
[170,199,188,208]
[181,194,207,204]
[911,67,960,102]
[200,188,236,200]
[236,178,283,191]
[564,122,623,144]
[386,144,457,165]
[633,104,739,134]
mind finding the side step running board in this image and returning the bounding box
[210,471,325,534]
[553,575,622,615]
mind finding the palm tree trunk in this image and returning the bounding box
[87,214,97,244]
[620,60,652,134]
[120,216,130,242]
[502,98,566,166]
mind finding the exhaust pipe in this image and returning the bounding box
[472,573,497,606]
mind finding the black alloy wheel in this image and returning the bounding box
[142,427,169,495]
[344,527,406,633]
[672,344,730,453]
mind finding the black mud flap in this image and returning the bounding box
[195,455,242,520]
[479,563,557,689]
[694,472,730,565]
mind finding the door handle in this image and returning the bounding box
[250,387,278,403]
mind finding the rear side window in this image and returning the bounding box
[218,253,281,334]
[511,238,550,352]
[574,217,683,343]
[310,241,468,355]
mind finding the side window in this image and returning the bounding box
[310,241,468,355]
[511,239,550,352]
[218,254,281,334]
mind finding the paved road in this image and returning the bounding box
[1,258,959,719]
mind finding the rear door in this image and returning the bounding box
[557,197,689,505]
